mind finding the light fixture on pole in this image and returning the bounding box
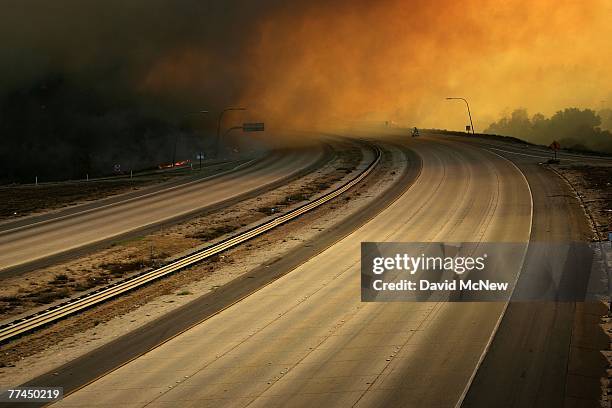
[446,97,475,135]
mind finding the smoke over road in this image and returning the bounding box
[1,0,611,181]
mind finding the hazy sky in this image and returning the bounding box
[1,0,611,132]
[236,0,612,130]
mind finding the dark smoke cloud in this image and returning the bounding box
[0,0,286,182]
[0,0,284,114]
[0,0,610,181]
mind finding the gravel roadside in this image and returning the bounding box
[548,162,612,407]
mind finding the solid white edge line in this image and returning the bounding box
[453,146,534,408]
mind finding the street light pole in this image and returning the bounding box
[173,110,209,167]
[446,97,475,135]
[216,107,246,158]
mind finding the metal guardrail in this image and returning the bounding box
[0,145,381,343]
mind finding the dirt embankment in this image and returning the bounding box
[551,162,612,407]
[552,164,612,240]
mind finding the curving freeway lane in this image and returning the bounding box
[54,137,533,407]
[0,146,326,275]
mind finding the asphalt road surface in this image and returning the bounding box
[0,158,251,232]
[456,134,608,407]
[54,136,534,407]
[0,146,326,275]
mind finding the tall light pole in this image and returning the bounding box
[216,107,246,158]
[446,97,475,135]
[173,110,209,167]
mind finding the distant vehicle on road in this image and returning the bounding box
[411,127,420,137]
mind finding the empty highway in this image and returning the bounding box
[54,136,533,407]
[0,146,326,275]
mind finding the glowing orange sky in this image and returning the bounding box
[2,0,609,133]
[234,0,612,131]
